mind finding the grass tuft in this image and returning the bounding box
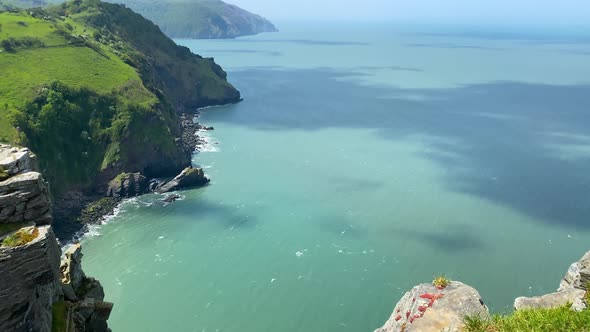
[1,226,39,247]
[433,275,451,289]
[52,301,70,332]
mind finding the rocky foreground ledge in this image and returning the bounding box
[375,251,590,332]
[0,145,112,332]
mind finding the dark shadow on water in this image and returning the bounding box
[233,38,370,46]
[390,225,488,252]
[209,67,590,230]
[404,43,507,51]
[202,49,283,57]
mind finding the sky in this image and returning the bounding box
[227,0,590,24]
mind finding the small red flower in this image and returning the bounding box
[418,306,427,312]
[395,315,401,321]
[406,311,410,318]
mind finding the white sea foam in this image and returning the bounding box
[196,129,219,153]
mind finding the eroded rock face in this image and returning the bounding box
[375,281,489,332]
[559,250,590,292]
[156,166,210,193]
[106,172,149,198]
[0,225,62,332]
[60,244,113,332]
[0,145,51,225]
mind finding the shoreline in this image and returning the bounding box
[53,106,223,244]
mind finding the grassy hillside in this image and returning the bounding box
[0,0,240,193]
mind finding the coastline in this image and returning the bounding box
[53,105,225,244]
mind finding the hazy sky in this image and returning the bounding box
[227,0,590,24]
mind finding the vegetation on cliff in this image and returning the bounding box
[463,304,590,332]
[0,0,240,193]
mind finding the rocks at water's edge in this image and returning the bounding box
[106,172,150,198]
[375,281,489,332]
[156,166,210,193]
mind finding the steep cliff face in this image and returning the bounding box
[0,145,112,332]
[0,225,61,332]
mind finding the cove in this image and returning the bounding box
[81,22,590,331]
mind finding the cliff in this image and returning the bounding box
[0,145,112,332]
[0,0,237,233]
[106,0,278,39]
[375,252,590,332]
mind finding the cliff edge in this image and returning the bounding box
[0,145,112,332]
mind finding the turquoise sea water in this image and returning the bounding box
[82,22,590,331]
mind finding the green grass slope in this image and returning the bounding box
[0,0,240,193]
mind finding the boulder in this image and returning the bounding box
[156,166,210,193]
[375,281,489,332]
[106,172,149,198]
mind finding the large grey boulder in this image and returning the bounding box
[156,166,210,193]
[375,281,489,332]
[0,225,62,332]
[106,172,150,198]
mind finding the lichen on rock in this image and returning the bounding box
[375,281,489,332]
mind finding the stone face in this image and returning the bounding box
[60,244,86,301]
[156,166,210,193]
[0,144,38,177]
[558,251,590,292]
[0,149,52,226]
[514,288,586,312]
[0,225,62,332]
[106,172,150,198]
[375,281,489,332]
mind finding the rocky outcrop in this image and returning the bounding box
[375,281,489,332]
[106,172,150,198]
[60,244,113,332]
[156,166,210,193]
[514,288,586,312]
[514,250,590,312]
[559,250,590,292]
[0,145,51,225]
[0,225,62,332]
[0,144,112,332]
